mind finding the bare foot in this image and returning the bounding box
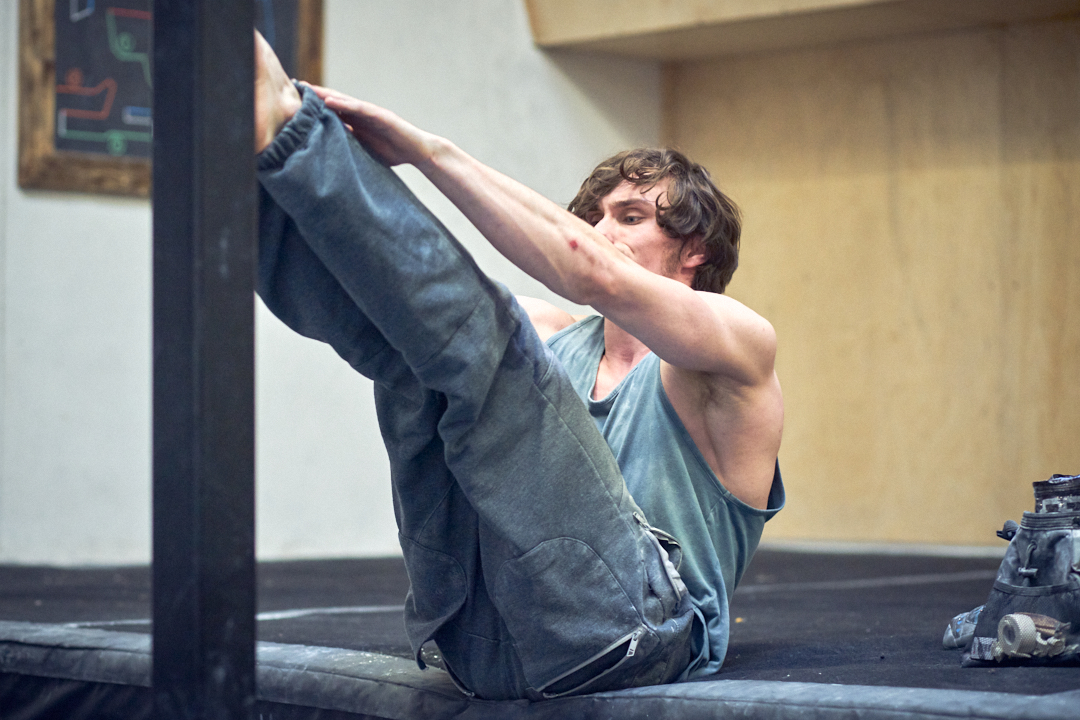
[254,30,301,153]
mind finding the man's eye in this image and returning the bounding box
[624,215,641,223]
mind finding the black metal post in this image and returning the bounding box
[151,2,256,719]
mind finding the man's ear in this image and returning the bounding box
[681,238,707,270]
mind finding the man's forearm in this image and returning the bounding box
[304,87,777,383]
[418,140,628,307]
[308,84,633,308]
[419,143,779,384]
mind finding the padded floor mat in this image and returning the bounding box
[2,550,1077,719]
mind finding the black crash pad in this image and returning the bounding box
[2,620,1079,720]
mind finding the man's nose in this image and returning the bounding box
[594,215,616,240]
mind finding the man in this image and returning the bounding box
[253,34,783,701]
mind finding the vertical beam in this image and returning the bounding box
[152,2,256,719]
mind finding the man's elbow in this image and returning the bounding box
[748,320,778,384]
[562,264,621,310]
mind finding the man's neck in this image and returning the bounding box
[593,317,652,399]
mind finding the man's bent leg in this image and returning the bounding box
[369,300,698,700]
[257,90,697,699]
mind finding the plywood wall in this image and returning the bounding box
[665,19,1080,545]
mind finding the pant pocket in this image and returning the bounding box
[493,537,643,690]
[632,512,689,615]
[537,626,648,698]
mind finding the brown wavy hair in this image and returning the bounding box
[568,148,741,294]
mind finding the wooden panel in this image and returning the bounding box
[665,19,1080,545]
[525,0,1080,59]
[526,0,870,44]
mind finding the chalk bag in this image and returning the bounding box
[963,474,1080,666]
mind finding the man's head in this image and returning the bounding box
[568,148,741,294]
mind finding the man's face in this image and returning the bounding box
[584,179,686,281]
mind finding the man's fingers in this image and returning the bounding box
[293,82,426,167]
[300,81,328,95]
[303,82,345,105]
[299,82,382,127]
[320,93,368,116]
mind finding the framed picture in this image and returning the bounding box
[18,0,323,197]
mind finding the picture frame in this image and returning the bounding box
[18,0,323,197]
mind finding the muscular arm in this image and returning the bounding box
[312,86,776,388]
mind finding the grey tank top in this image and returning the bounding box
[547,315,785,677]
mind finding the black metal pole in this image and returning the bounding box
[151,2,256,719]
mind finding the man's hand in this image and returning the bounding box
[303,83,442,168]
[255,30,301,153]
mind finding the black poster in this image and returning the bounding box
[54,0,301,159]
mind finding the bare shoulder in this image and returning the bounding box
[660,292,783,510]
[516,296,582,342]
[689,291,777,387]
[700,292,776,349]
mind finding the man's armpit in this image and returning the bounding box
[515,296,578,342]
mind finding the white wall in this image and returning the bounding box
[0,1,11,561]
[0,0,661,564]
[1,0,153,564]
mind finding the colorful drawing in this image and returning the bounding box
[52,0,304,161]
[106,7,152,88]
[55,3,153,158]
[56,67,117,119]
[122,106,151,127]
[70,0,95,22]
[56,65,151,156]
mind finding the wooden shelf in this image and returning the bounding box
[524,0,1080,59]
